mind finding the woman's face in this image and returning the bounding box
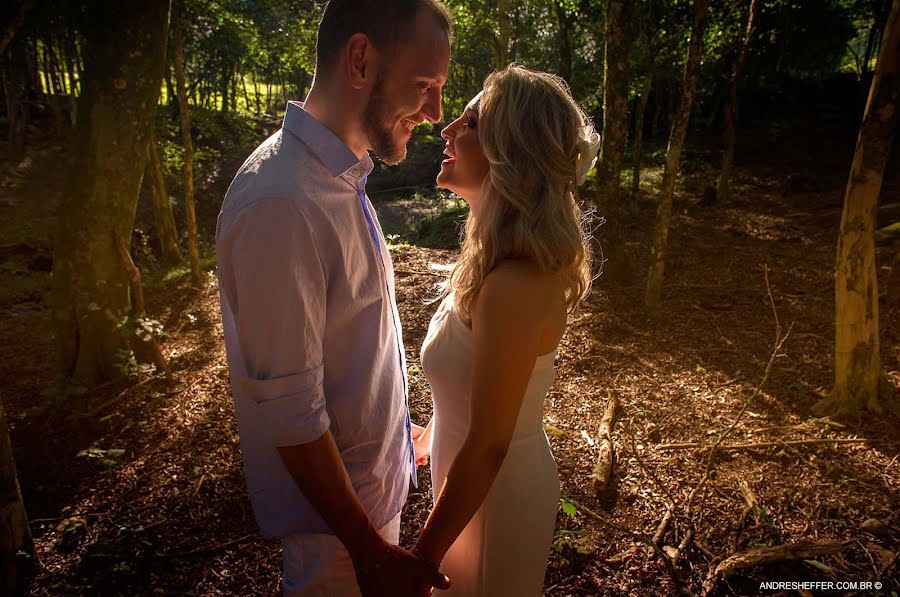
[436,91,490,210]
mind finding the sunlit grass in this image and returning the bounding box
[155,252,217,284]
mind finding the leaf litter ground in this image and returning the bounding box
[1,131,899,596]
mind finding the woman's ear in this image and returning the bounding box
[345,33,373,90]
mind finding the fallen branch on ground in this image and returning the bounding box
[657,438,871,451]
[733,479,758,551]
[591,390,620,497]
[568,498,692,596]
[701,540,853,596]
[653,506,674,547]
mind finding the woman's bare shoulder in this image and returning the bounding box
[479,260,561,314]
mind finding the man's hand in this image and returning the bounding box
[411,422,431,467]
[353,539,450,597]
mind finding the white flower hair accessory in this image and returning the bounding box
[575,125,601,186]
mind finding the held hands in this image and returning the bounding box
[353,537,450,597]
[411,422,431,467]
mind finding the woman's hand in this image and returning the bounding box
[411,422,432,467]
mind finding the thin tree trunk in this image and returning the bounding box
[631,68,654,197]
[497,0,510,68]
[253,72,261,113]
[62,32,77,95]
[645,0,710,310]
[233,71,238,111]
[172,13,203,287]
[44,36,66,136]
[220,69,229,113]
[147,128,183,265]
[0,398,35,595]
[814,0,899,417]
[555,1,573,84]
[51,0,171,386]
[595,0,633,282]
[63,29,79,126]
[240,69,250,112]
[863,0,892,75]
[715,0,761,204]
[8,38,30,163]
[0,0,33,58]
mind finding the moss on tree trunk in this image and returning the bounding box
[51,0,171,387]
[147,128,183,266]
[815,0,899,417]
[595,0,634,283]
[645,0,710,310]
[172,13,203,287]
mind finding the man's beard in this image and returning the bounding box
[362,72,407,166]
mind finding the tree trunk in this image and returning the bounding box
[147,128,183,265]
[172,13,203,287]
[0,0,33,58]
[645,0,710,310]
[253,73,261,113]
[51,0,171,387]
[220,69,229,113]
[1,399,35,596]
[594,0,633,283]
[631,67,654,197]
[554,1,573,84]
[814,0,899,417]
[864,0,892,75]
[240,69,250,112]
[715,0,761,204]
[497,0,509,68]
[63,30,79,126]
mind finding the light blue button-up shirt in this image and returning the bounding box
[216,101,415,538]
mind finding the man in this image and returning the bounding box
[215,1,452,595]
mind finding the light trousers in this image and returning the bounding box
[282,512,402,596]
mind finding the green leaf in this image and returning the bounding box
[561,497,577,517]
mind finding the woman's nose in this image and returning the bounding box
[441,122,454,141]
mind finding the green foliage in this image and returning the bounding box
[415,197,468,249]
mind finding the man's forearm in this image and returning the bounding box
[277,430,384,561]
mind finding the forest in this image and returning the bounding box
[0,0,898,594]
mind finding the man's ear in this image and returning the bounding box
[345,33,375,90]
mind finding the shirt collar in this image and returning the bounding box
[282,101,374,181]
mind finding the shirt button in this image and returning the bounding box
[350,167,361,177]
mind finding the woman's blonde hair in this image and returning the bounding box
[448,64,593,317]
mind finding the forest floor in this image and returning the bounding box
[2,118,900,596]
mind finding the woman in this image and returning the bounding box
[412,65,599,596]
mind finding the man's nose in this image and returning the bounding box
[421,87,442,124]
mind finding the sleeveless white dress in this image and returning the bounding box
[420,294,560,596]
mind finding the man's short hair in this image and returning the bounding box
[315,0,452,74]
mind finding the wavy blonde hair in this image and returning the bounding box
[448,65,593,317]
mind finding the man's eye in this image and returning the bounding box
[417,83,431,94]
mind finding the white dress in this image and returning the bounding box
[420,294,560,596]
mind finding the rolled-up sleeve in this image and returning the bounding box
[219,197,329,446]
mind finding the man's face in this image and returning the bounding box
[362,11,450,165]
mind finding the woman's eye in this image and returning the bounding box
[464,117,477,129]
